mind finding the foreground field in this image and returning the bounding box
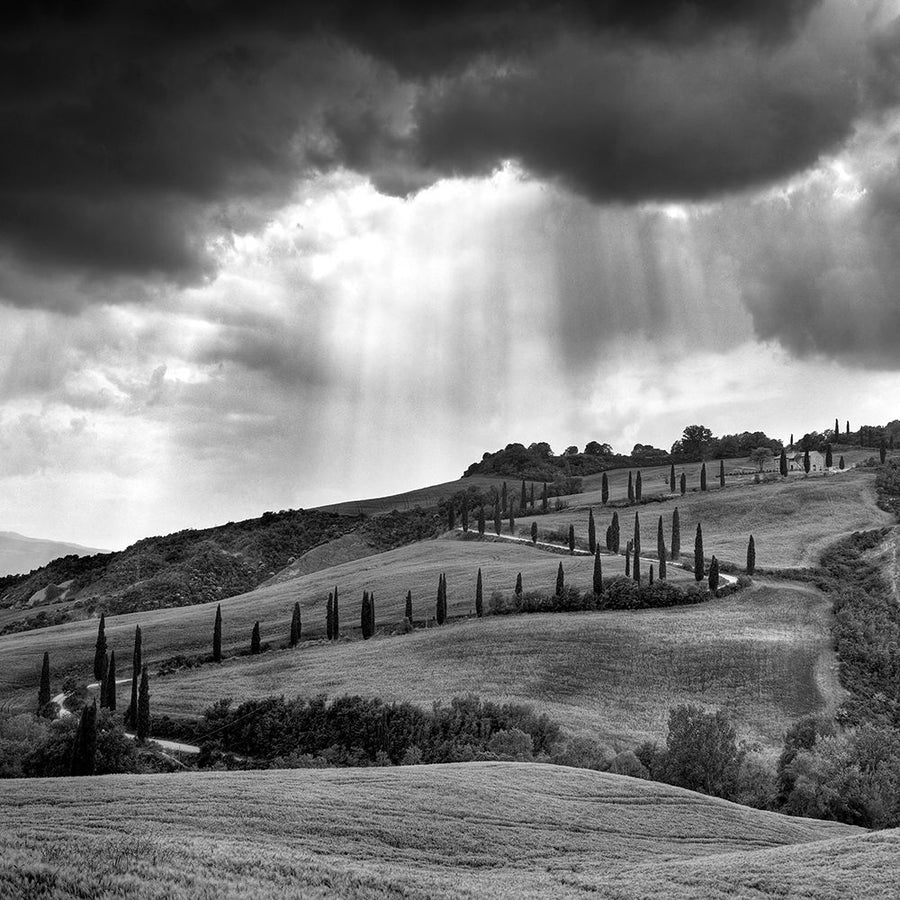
[520,468,891,569]
[0,762,876,900]
[153,580,840,748]
[0,537,677,707]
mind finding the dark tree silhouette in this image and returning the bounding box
[251,621,261,654]
[326,593,334,641]
[611,511,621,554]
[825,444,833,468]
[542,482,549,513]
[501,481,508,514]
[361,592,372,639]
[700,463,707,492]
[475,569,483,618]
[670,463,676,493]
[38,651,51,714]
[508,501,515,535]
[680,472,686,495]
[601,473,609,505]
[98,653,108,708]
[719,459,725,488]
[746,535,756,576]
[708,556,720,591]
[633,512,641,583]
[649,564,654,585]
[447,500,456,532]
[780,447,788,477]
[136,666,150,743]
[635,471,643,501]
[436,574,447,625]
[672,508,681,561]
[290,602,302,647]
[555,562,565,596]
[213,604,222,662]
[93,614,107,682]
[530,483,535,511]
[628,471,634,502]
[493,494,502,535]
[105,650,117,711]
[70,702,98,776]
[520,479,528,515]
[515,572,523,597]
[568,524,575,554]
[333,586,340,639]
[369,592,376,636]
[405,589,413,623]
[593,550,603,595]
[461,500,468,533]
[531,521,538,544]
[126,625,141,728]
[839,455,845,470]
[625,545,631,578]
[588,508,596,554]
[803,448,811,474]
[477,505,486,536]
[694,523,704,582]
[657,516,667,580]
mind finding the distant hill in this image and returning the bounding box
[0,531,106,577]
[0,507,439,636]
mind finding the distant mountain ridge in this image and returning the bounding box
[0,531,107,578]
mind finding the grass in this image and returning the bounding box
[151,579,841,749]
[0,761,876,900]
[518,468,892,569]
[0,536,686,708]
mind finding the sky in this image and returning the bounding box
[2,0,900,550]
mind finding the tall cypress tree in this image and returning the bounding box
[38,651,51,713]
[779,447,788,477]
[633,512,641,583]
[839,455,845,470]
[508,501,515,534]
[555,562,565,596]
[70,702,98,776]
[436,574,446,624]
[680,472,686,495]
[588,508,596,554]
[542,482,549,513]
[515,572,523,597]
[627,471,634,502]
[657,516,667,580]
[461,501,469,533]
[611,511,620,553]
[98,653,108,708]
[105,650,117,711]
[708,556,720,591]
[625,545,631,578]
[250,621,261,654]
[635,471,642,501]
[213,604,222,662]
[332,586,340,638]
[475,569,483,618]
[803,448,811,474]
[361,592,371,639]
[746,535,756,576]
[605,524,612,551]
[672,508,681,561]
[846,420,850,435]
[825,444,833,468]
[290,602,302,646]
[369,592,376,636]
[136,666,150,743]
[477,505,486,536]
[670,463,676,493]
[405,589,413,624]
[593,549,603,595]
[447,500,456,531]
[501,481,508,514]
[790,432,794,448]
[568,524,575,554]
[520,479,527,515]
[694,523,704,581]
[326,593,334,640]
[700,463,707,492]
[835,417,840,437]
[530,483,535,511]
[493,495,502,535]
[93,614,107,682]
[649,564,654,585]
[126,625,141,728]
[719,459,725,488]
[531,521,538,544]
[601,472,609,504]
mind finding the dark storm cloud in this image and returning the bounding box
[0,0,893,300]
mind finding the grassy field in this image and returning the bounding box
[0,762,877,900]
[518,468,892,569]
[0,536,686,708]
[150,579,841,749]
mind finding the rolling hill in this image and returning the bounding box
[0,530,106,577]
[0,762,879,900]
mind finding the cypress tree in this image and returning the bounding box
[530,483,535,511]
[290,602,302,646]
[670,463,676,493]
[542,482,549,513]
[635,471,643,501]
[593,549,603,595]
[588,508,596,554]
[649,565,654,585]
[846,420,850,435]
[461,501,469,533]
[611,511,620,553]
[628,471,634,502]
[601,472,609,505]
[126,625,141,728]
[250,621,261,654]
[672,508,681,561]
[475,569,483,618]
[803,448,810,474]
[835,417,840,437]
[436,574,446,625]
[839,455,845,470]
[98,653,108,708]
[880,440,887,464]
[555,562,565,596]
[708,556,720,592]
[746,535,756,576]
[520,480,527,515]
[136,666,150,743]
[605,524,612,551]
[625,545,631,578]
[369,592,376,636]
[657,516,667,580]
[790,433,794,448]
[508,502,515,534]
[700,463,707,492]
[105,650,117,711]
[213,604,222,662]
[779,447,788,477]
[405,590,413,623]
[633,512,641,583]
[494,495,502,535]
[568,524,575,554]
[361,592,371,639]
[477,505,486,536]
[825,444,833,468]
[447,499,456,531]
[326,593,334,641]
[694,523,704,581]
[333,586,340,637]
[531,521,538,544]
[93,614,107,682]
[38,651,51,713]
[501,481,508,514]
[719,459,725,488]
[680,472,686,495]
[515,572,523,597]
[70,702,98,776]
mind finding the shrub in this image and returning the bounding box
[551,736,611,771]
[601,577,642,610]
[486,728,534,761]
[608,750,649,779]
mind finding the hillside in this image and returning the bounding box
[150,578,841,748]
[0,763,874,900]
[0,507,439,637]
[0,531,107,578]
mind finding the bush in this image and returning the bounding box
[608,750,649,779]
[601,577,643,610]
[485,728,534,761]
[551,736,611,771]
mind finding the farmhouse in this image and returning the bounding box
[789,451,827,471]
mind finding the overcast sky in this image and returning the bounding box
[2,0,900,550]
